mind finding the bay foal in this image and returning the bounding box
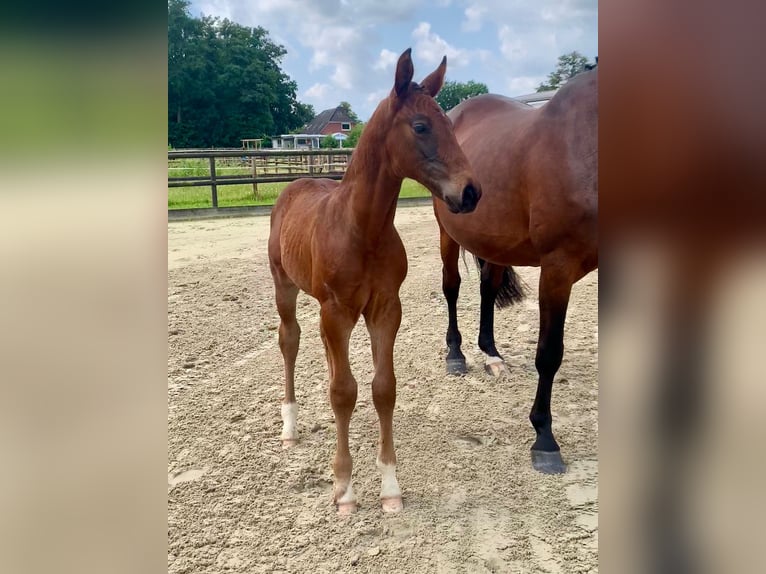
[268,49,481,514]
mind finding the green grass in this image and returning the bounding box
[167,177,430,209]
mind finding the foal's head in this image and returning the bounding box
[378,48,481,214]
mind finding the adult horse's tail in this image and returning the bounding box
[467,252,527,308]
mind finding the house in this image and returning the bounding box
[513,89,557,108]
[272,134,323,150]
[271,106,359,149]
[302,106,358,136]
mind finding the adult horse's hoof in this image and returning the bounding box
[381,496,403,513]
[446,358,468,375]
[531,450,567,474]
[484,356,509,378]
[281,438,298,448]
[336,502,358,516]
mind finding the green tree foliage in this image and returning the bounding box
[435,80,489,112]
[536,51,595,92]
[345,123,364,148]
[320,134,339,149]
[338,101,360,123]
[168,0,315,148]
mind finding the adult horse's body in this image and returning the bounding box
[433,67,597,474]
[268,49,480,514]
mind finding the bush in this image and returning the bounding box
[346,123,364,147]
[320,134,339,149]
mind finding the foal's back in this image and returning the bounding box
[268,177,341,298]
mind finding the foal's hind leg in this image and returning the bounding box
[438,220,467,375]
[529,260,574,474]
[477,261,510,378]
[364,294,403,513]
[273,276,301,447]
[320,302,359,514]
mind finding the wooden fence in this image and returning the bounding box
[168,148,354,208]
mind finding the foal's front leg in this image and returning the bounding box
[364,294,404,513]
[320,302,359,514]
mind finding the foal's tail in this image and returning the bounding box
[463,249,527,309]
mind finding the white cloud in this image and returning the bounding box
[374,49,399,71]
[331,65,354,90]
[187,0,597,118]
[366,88,390,106]
[462,5,486,32]
[304,83,329,99]
[412,21,470,68]
[505,75,545,96]
[498,25,528,61]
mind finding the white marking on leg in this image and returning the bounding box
[484,354,504,366]
[280,402,298,441]
[336,482,356,505]
[377,458,401,499]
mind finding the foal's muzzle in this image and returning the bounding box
[445,182,482,214]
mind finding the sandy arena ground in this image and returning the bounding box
[168,205,598,573]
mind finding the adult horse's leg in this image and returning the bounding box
[320,302,359,514]
[364,294,403,513]
[273,274,301,447]
[438,220,467,375]
[529,260,573,474]
[477,260,510,377]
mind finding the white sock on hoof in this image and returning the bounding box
[484,354,504,366]
[280,402,298,441]
[336,483,356,505]
[377,457,401,499]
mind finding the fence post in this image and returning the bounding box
[251,156,259,200]
[209,156,218,208]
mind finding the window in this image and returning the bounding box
[341,122,351,131]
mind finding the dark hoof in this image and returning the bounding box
[446,358,468,375]
[531,450,567,474]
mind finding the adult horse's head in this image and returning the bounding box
[380,48,481,214]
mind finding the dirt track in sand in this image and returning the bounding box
[168,205,598,573]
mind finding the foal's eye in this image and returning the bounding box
[413,122,428,134]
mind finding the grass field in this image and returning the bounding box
[168,177,430,209]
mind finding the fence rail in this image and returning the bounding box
[168,148,354,208]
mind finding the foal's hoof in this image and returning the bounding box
[531,450,567,474]
[484,356,509,378]
[446,358,468,376]
[381,496,403,513]
[281,438,298,448]
[336,502,358,516]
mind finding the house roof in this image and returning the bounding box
[302,106,355,134]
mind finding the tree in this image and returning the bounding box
[345,123,364,148]
[168,0,315,148]
[536,51,595,92]
[435,80,489,112]
[338,101,360,123]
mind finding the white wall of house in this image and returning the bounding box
[272,134,322,149]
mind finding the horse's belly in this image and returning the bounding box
[436,201,540,267]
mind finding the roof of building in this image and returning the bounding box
[302,106,356,134]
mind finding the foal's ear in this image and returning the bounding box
[394,48,414,98]
[420,55,447,97]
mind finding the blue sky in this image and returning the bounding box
[188,0,597,121]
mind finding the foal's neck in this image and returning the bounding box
[338,100,402,242]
